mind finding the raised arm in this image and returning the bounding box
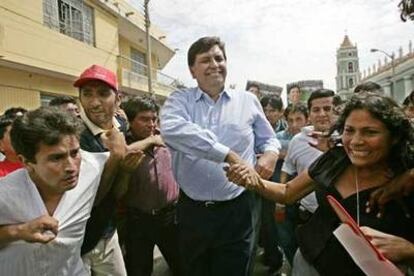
[112,150,145,200]
[252,97,280,179]
[127,135,165,152]
[0,215,58,247]
[94,128,127,205]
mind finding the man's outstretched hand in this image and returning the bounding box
[367,171,414,217]
[225,150,264,190]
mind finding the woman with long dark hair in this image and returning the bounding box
[226,92,414,275]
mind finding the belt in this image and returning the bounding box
[179,190,246,208]
[128,203,177,216]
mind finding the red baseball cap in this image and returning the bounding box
[74,65,118,92]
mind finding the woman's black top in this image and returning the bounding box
[297,146,414,276]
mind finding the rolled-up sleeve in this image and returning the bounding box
[160,90,230,163]
[252,98,280,154]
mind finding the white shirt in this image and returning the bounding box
[282,126,322,213]
[79,107,120,136]
[0,150,109,276]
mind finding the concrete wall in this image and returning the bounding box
[0,0,119,76]
[0,66,77,113]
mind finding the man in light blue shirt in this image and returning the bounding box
[160,36,280,275]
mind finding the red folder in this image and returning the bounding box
[327,195,403,276]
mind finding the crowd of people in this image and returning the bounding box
[0,36,413,276]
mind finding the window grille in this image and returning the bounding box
[43,0,95,46]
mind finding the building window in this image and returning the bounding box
[40,93,57,107]
[348,52,352,57]
[348,62,354,73]
[130,48,147,76]
[349,78,354,88]
[43,0,95,46]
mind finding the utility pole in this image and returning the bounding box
[144,0,153,96]
[370,48,395,98]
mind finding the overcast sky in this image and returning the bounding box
[130,0,413,96]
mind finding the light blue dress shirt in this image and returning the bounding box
[160,87,280,201]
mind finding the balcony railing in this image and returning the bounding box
[118,55,180,97]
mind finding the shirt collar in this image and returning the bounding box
[195,87,232,102]
[80,107,120,136]
[300,125,315,136]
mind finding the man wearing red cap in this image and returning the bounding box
[74,65,128,276]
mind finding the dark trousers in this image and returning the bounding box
[260,197,284,269]
[265,159,298,266]
[177,191,256,276]
[125,207,180,276]
[275,204,299,265]
[247,192,262,275]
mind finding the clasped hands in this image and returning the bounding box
[224,150,277,191]
[224,162,264,191]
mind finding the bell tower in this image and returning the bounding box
[336,35,360,99]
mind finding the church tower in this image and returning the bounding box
[336,35,360,99]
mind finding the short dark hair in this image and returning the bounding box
[307,89,335,110]
[332,95,343,107]
[3,107,27,119]
[246,83,260,91]
[49,96,77,107]
[122,96,159,122]
[10,107,83,163]
[0,116,14,140]
[288,85,301,94]
[284,103,308,118]
[353,81,382,94]
[260,95,284,111]
[187,36,226,67]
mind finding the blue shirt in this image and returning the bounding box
[274,119,288,133]
[275,129,295,152]
[160,87,280,201]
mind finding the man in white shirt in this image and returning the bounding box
[0,107,128,275]
[281,89,335,215]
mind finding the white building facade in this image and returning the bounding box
[361,41,414,103]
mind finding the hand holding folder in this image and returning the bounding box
[327,195,403,276]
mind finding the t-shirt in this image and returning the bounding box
[297,146,414,275]
[0,150,109,276]
[124,131,179,211]
[79,114,127,255]
[0,160,23,178]
[282,126,322,212]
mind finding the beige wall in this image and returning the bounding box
[0,0,119,77]
[0,0,174,109]
[0,66,76,113]
[0,86,40,114]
